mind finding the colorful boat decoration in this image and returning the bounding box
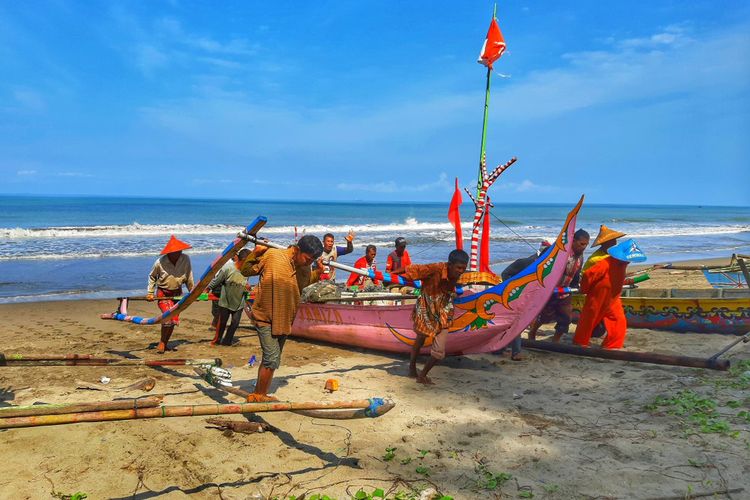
[288,197,584,355]
[571,288,750,335]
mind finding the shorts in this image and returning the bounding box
[157,288,181,326]
[418,328,448,360]
[256,325,287,370]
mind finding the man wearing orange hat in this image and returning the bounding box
[573,239,646,349]
[147,235,195,353]
[583,224,626,272]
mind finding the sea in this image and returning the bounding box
[1,195,748,304]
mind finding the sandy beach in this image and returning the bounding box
[0,262,748,499]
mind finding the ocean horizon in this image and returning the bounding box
[1,195,748,303]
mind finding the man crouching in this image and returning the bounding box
[403,249,469,385]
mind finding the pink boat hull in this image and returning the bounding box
[289,198,584,356]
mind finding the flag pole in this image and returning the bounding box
[476,4,498,198]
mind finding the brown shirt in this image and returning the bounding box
[147,254,194,294]
[241,247,319,335]
[401,262,457,337]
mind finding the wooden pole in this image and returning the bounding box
[193,366,395,420]
[0,396,163,418]
[0,354,221,367]
[521,339,730,371]
[737,257,750,287]
[0,399,395,429]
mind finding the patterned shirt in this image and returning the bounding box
[147,254,194,294]
[401,262,458,337]
[241,247,319,335]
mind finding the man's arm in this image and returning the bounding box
[147,260,160,295]
[186,261,195,291]
[336,239,354,257]
[240,248,267,277]
[400,263,440,282]
[206,266,226,292]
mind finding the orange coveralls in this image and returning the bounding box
[573,256,629,349]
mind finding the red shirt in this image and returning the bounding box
[386,250,412,274]
[346,256,380,287]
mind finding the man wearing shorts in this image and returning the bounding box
[241,235,324,402]
[402,249,468,385]
[146,235,194,353]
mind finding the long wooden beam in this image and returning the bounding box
[521,339,730,371]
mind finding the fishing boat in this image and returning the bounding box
[571,288,750,335]
[701,254,749,288]
[290,199,583,355]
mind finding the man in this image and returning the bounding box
[317,230,355,281]
[346,244,381,288]
[241,235,324,402]
[206,249,251,347]
[583,224,626,272]
[499,240,553,360]
[573,239,646,349]
[583,224,626,338]
[146,235,195,354]
[402,249,469,385]
[386,237,412,275]
[526,229,590,343]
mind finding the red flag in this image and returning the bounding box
[447,178,463,250]
[477,18,506,69]
[479,200,491,273]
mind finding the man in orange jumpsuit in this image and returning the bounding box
[573,239,646,349]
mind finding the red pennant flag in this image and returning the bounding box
[479,200,491,273]
[447,178,463,250]
[477,17,506,69]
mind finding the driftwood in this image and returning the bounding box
[0,353,221,367]
[0,395,163,418]
[75,377,157,393]
[205,417,276,434]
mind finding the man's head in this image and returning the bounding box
[296,235,324,267]
[395,237,407,255]
[323,233,335,252]
[235,249,251,268]
[600,239,617,250]
[447,249,469,280]
[166,251,182,264]
[365,244,377,263]
[572,229,590,257]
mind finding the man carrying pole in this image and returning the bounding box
[240,235,324,402]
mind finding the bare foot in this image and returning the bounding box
[408,367,418,378]
[156,342,166,354]
[551,332,563,343]
[511,353,524,361]
[246,393,279,403]
[416,375,434,385]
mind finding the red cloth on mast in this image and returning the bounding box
[477,17,506,69]
[447,178,463,250]
[479,200,491,273]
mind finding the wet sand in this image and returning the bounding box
[0,258,748,499]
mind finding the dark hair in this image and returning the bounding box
[237,249,251,261]
[448,249,470,265]
[323,233,335,241]
[298,235,324,259]
[574,229,590,241]
[365,244,377,253]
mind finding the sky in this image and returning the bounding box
[1,1,749,205]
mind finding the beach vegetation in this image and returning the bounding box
[646,389,744,437]
[415,465,430,476]
[472,460,512,491]
[382,446,397,461]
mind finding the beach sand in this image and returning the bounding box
[1,261,748,499]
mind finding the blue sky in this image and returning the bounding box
[1,1,749,205]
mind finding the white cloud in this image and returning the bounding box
[12,88,45,112]
[495,179,557,193]
[16,170,37,176]
[336,173,453,194]
[56,172,93,178]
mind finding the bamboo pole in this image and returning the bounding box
[0,354,221,367]
[0,399,395,429]
[193,366,394,420]
[0,396,163,418]
[521,339,730,371]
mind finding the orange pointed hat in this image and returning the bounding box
[160,235,192,255]
[592,224,627,247]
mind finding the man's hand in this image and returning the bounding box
[316,257,327,270]
[146,293,154,302]
[345,229,355,242]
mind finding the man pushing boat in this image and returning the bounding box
[240,235,324,402]
[401,249,469,385]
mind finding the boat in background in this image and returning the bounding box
[701,254,749,288]
[571,287,750,335]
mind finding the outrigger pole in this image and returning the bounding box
[0,353,220,367]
